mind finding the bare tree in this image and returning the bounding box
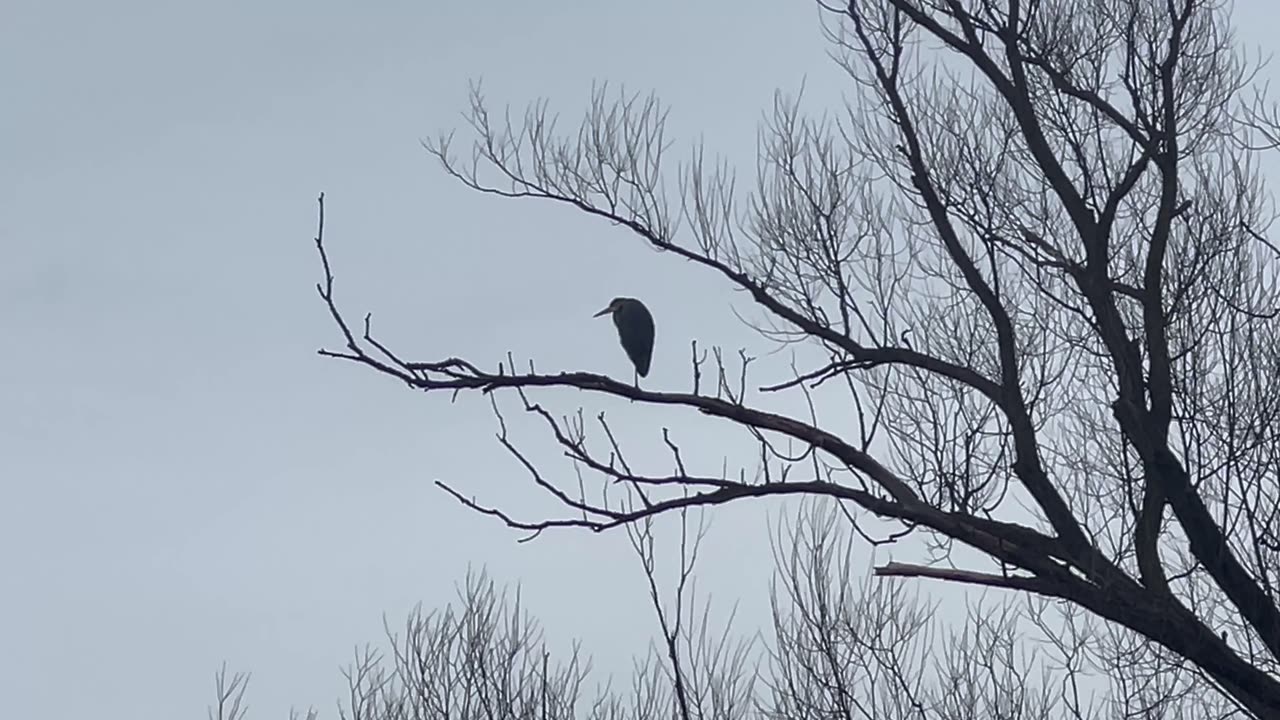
[336,568,600,720]
[211,508,756,719]
[209,663,252,720]
[312,0,1280,715]
[208,663,317,720]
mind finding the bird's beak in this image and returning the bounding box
[592,307,611,318]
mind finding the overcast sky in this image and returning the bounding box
[5,1,1280,718]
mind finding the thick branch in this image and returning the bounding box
[874,561,1053,594]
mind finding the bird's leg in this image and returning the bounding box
[632,369,638,402]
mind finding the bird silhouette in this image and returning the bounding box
[593,297,655,387]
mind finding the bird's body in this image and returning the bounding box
[594,297,655,384]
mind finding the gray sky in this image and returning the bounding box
[4,1,1280,718]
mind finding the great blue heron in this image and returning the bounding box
[593,297,654,386]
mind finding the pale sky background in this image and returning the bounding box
[4,1,1279,718]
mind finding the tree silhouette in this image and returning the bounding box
[314,0,1280,714]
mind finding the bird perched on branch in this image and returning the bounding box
[593,297,655,387]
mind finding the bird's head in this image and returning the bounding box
[592,297,627,318]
